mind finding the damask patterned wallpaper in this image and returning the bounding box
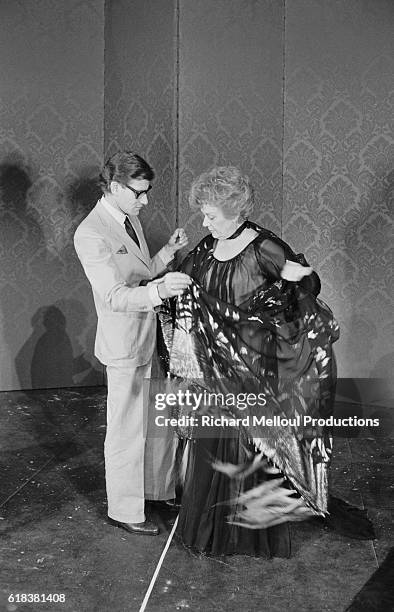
[283,0,394,380]
[0,0,105,390]
[104,0,177,255]
[1,0,392,391]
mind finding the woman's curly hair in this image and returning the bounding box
[189,166,254,219]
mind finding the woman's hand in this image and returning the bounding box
[281,259,313,282]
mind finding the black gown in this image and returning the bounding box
[159,221,340,557]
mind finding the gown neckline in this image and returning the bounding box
[212,220,260,262]
[227,220,249,239]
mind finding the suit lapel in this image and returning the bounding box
[132,216,151,262]
[95,201,151,268]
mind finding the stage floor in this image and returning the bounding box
[0,387,393,611]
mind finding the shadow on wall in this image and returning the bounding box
[0,158,44,388]
[65,169,102,223]
[0,157,42,249]
[0,153,103,390]
[0,159,33,207]
[15,303,102,390]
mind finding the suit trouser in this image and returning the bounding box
[105,362,176,523]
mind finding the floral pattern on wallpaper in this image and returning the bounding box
[104,0,177,256]
[283,0,394,379]
[177,0,284,248]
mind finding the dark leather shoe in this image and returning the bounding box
[163,499,181,510]
[109,518,159,536]
[147,499,181,511]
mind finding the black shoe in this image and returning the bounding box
[147,499,181,511]
[163,499,181,510]
[109,518,159,536]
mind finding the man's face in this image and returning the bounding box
[112,178,151,217]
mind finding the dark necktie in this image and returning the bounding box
[124,216,140,248]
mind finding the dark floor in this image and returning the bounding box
[0,386,393,612]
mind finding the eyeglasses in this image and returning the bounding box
[125,184,152,199]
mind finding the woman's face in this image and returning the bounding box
[201,204,239,239]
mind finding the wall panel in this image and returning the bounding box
[283,0,394,380]
[177,0,284,246]
[104,0,177,255]
[0,0,105,390]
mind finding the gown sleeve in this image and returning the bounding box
[255,238,286,280]
[255,236,321,296]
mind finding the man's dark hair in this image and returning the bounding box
[99,151,154,192]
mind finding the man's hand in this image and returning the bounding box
[167,228,188,253]
[157,272,192,299]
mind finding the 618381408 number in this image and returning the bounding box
[8,593,65,603]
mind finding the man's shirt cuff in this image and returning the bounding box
[148,282,162,307]
[157,244,176,266]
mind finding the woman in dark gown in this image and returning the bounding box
[159,166,341,557]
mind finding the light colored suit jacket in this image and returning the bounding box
[74,199,170,367]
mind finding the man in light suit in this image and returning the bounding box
[74,151,190,536]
